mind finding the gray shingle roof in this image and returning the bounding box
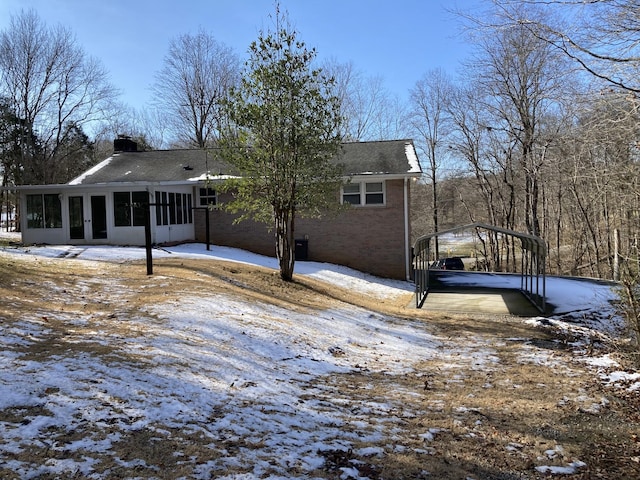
[69,139,421,186]
[339,139,421,176]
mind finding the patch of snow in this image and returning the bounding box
[0,241,636,478]
[187,173,240,182]
[601,370,640,391]
[535,460,587,475]
[584,354,621,369]
[68,156,114,185]
[419,428,444,442]
[405,142,421,173]
[356,446,384,457]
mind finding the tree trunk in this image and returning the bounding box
[431,158,439,258]
[275,207,295,281]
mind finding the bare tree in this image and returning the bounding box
[371,93,410,140]
[496,0,640,93]
[558,90,640,277]
[152,30,240,148]
[321,59,403,141]
[466,4,569,237]
[95,104,171,152]
[409,68,454,257]
[446,82,509,270]
[0,9,118,184]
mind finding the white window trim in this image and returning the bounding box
[198,187,218,208]
[341,180,386,206]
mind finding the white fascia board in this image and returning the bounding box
[15,180,197,191]
[343,172,421,182]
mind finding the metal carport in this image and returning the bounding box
[413,223,547,313]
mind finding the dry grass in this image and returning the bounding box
[1,253,639,479]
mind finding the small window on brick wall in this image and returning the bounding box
[199,187,217,207]
[342,183,361,205]
[341,181,385,206]
[365,182,384,205]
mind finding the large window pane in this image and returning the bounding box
[26,194,62,229]
[114,192,130,226]
[132,191,147,226]
[365,182,384,205]
[44,194,62,228]
[342,183,360,205]
[182,194,190,224]
[168,193,176,224]
[155,192,162,226]
[176,193,183,224]
[161,192,168,225]
[199,187,216,207]
[26,194,44,229]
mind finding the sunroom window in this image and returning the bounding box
[154,191,193,226]
[26,194,62,229]
[114,191,148,227]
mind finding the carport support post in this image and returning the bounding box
[143,201,170,275]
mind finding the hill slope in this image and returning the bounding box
[0,245,639,479]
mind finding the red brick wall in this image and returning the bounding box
[194,178,410,279]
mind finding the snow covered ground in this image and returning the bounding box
[1,235,639,479]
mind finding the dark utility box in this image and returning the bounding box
[295,239,308,261]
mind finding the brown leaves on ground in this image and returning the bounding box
[0,253,639,479]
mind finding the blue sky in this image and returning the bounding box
[0,0,483,110]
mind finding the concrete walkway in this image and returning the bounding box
[415,270,545,317]
[419,288,542,317]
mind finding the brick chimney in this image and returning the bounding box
[114,136,138,152]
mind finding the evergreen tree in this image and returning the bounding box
[220,9,343,281]
[51,122,95,183]
[0,100,21,187]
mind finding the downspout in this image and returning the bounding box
[404,177,411,281]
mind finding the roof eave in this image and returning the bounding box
[345,172,422,181]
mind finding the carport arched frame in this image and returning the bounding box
[413,223,547,313]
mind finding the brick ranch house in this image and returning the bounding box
[17,138,422,279]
